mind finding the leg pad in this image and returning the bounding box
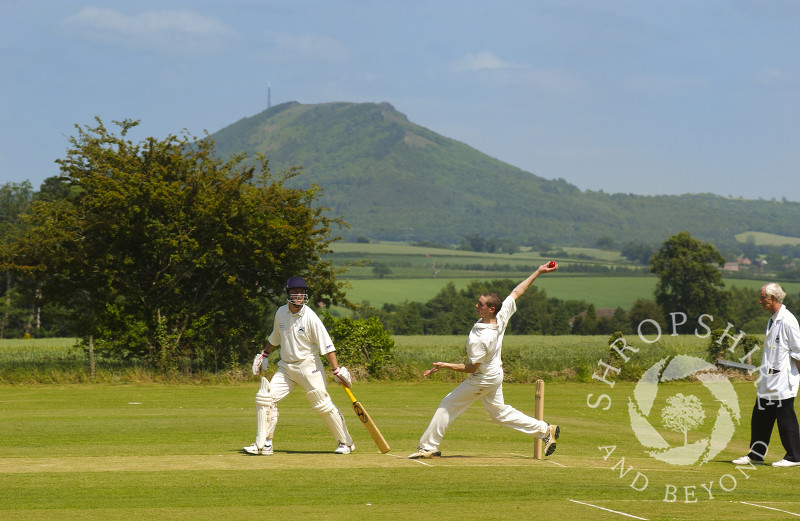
[305,388,350,444]
[255,377,274,448]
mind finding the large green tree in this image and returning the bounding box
[650,231,727,333]
[628,298,666,333]
[7,118,349,372]
[0,181,34,338]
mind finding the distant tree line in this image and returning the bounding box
[458,233,519,255]
[360,280,667,337]
[621,242,655,265]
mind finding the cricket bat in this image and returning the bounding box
[342,386,390,453]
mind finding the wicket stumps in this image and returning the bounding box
[534,379,545,459]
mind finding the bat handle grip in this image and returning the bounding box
[343,386,357,403]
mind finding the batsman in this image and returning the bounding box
[244,276,355,455]
[409,262,561,459]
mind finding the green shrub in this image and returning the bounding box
[707,328,759,364]
[322,312,395,379]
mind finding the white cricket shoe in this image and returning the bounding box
[732,455,763,465]
[243,441,273,455]
[772,459,800,467]
[334,443,355,454]
[408,447,441,459]
[542,424,560,457]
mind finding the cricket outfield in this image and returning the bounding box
[1,380,798,520]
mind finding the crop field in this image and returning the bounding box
[392,334,720,384]
[1,379,797,521]
[342,276,659,310]
[341,276,800,311]
[329,241,800,311]
[0,334,721,385]
[329,241,628,262]
[329,241,633,281]
[0,337,78,360]
[734,230,800,246]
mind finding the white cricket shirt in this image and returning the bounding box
[466,295,517,378]
[268,304,335,363]
[757,304,800,400]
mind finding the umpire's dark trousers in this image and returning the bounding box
[748,396,800,462]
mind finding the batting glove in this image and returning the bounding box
[252,352,267,376]
[333,366,352,388]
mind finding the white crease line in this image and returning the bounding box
[411,459,432,467]
[568,499,648,520]
[507,453,565,466]
[740,501,800,517]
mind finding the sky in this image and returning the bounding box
[1,1,798,201]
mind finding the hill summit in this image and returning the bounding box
[210,101,799,249]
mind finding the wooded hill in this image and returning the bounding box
[210,101,799,250]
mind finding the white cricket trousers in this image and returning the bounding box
[418,372,548,451]
[265,357,353,445]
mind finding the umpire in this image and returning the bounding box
[733,283,800,467]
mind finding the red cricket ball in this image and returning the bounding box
[547,261,557,268]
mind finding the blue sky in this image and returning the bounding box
[1,1,798,200]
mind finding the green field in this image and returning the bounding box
[342,276,800,311]
[342,275,657,309]
[330,241,627,263]
[330,240,800,311]
[0,334,717,385]
[735,230,800,246]
[1,380,796,520]
[329,241,632,281]
[0,337,78,359]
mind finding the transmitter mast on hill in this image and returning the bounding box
[267,82,271,109]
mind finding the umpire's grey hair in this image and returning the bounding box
[763,282,786,303]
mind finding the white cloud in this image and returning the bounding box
[60,7,236,53]
[452,51,581,95]
[756,67,798,87]
[452,51,523,72]
[263,31,350,63]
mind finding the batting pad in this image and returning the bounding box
[306,388,335,414]
[255,377,273,448]
[306,389,350,444]
[255,377,273,407]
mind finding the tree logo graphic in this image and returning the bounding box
[628,355,740,466]
[661,393,706,446]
